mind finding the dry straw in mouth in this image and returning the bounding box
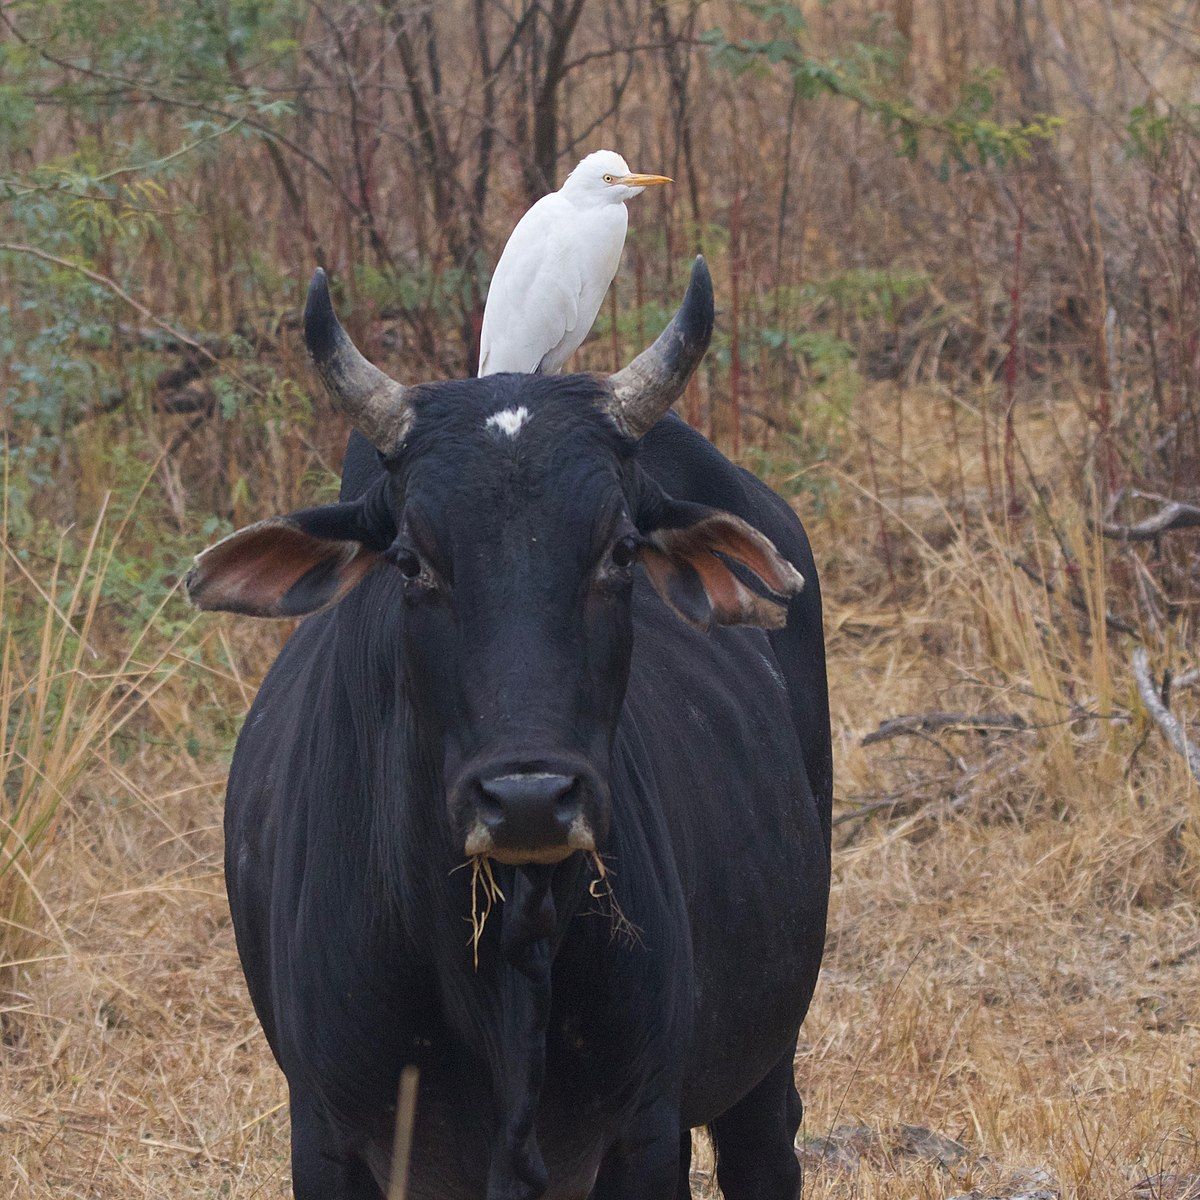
[467,855,505,970]
[463,851,641,969]
[586,853,642,947]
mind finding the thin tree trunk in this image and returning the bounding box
[528,0,588,199]
[650,0,702,229]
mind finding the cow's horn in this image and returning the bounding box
[604,255,714,438]
[304,268,414,453]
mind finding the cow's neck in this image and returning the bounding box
[376,691,590,1200]
[485,865,556,1197]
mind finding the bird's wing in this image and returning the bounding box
[479,197,582,376]
[539,205,626,372]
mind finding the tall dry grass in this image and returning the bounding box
[1,464,203,1002]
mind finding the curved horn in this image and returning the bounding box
[605,255,714,438]
[304,268,414,453]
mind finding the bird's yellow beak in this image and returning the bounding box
[616,173,673,187]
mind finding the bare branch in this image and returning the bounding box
[863,712,1030,745]
[0,242,206,354]
[560,38,698,74]
[0,243,270,399]
[1131,647,1200,782]
[1100,499,1200,541]
[0,6,360,217]
[862,706,1128,746]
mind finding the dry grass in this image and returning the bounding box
[2,386,1198,1200]
[1,474,200,1000]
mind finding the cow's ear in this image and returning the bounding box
[640,504,804,631]
[186,502,381,618]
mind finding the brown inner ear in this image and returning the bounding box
[643,511,804,631]
[688,545,789,628]
[698,514,805,594]
[640,545,714,628]
[187,518,378,618]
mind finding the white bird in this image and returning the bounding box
[478,149,671,376]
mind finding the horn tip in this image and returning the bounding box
[304,267,337,363]
[306,267,329,302]
[685,256,714,345]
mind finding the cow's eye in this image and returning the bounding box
[387,545,423,580]
[610,535,639,570]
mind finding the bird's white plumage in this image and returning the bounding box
[479,150,664,376]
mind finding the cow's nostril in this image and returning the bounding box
[477,790,505,823]
[555,782,581,819]
[469,770,594,863]
[477,772,578,833]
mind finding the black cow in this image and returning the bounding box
[187,258,831,1200]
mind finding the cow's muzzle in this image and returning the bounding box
[458,762,599,865]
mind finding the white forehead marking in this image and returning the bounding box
[485,406,530,438]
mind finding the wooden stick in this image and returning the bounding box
[388,1066,420,1200]
[0,242,205,354]
[862,705,1128,747]
[1010,556,1137,636]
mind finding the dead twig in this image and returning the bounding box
[1130,646,1200,783]
[1100,498,1200,541]
[834,792,935,828]
[0,242,267,398]
[863,704,1130,749]
[863,712,1030,745]
[0,242,206,355]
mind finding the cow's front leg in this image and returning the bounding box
[589,1096,683,1200]
[289,1090,383,1200]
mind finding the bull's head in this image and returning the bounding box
[188,259,803,868]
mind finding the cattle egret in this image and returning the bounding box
[478,149,671,376]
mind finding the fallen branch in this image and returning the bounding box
[863,711,1029,745]
[833,792,933,827]
[863,705,1128,748]
[833,786,961,844]
[1175,667,1200,691]
[836,787,976,846]
[1131,646,1200,782]
[1148,936,1200,970]
[1100,498,1200,541]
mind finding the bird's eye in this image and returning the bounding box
[602,174,614,183]
[387,545,423,580]
[610,535,639,570]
